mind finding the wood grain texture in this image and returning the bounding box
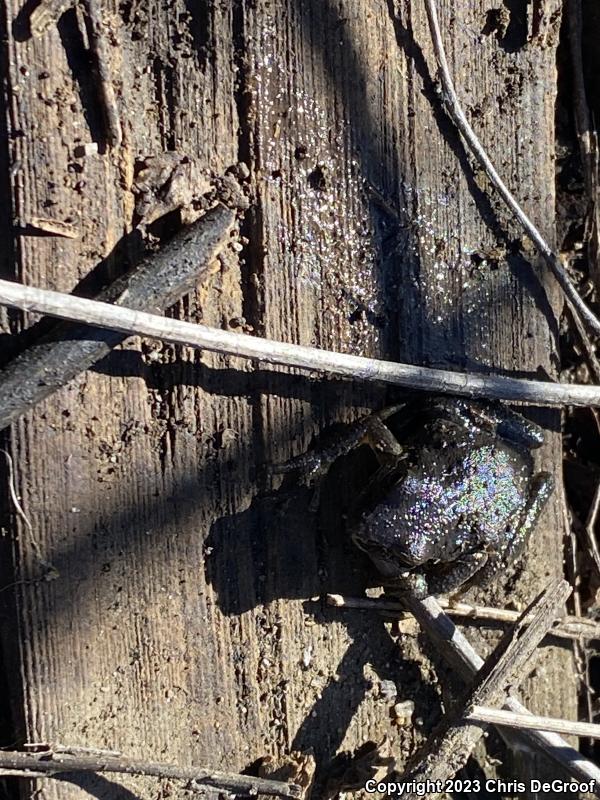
[0,0,576,797]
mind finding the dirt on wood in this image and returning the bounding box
[0,1,584,799]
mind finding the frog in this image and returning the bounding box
[271,397,553,598]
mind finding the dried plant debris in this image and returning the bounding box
[258,752,316,800]
[26,216,79,239]
[322,738,396,800]
[133,155,250,225]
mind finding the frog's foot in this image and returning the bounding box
[380,553,488,600]
[429,397,545,449]
[383,571,430,600]
[473,402,545,449]
[364,415,403,463]
[425,551,490,597]
[268,404,406,486]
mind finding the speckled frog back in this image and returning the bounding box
[359,416,535,568]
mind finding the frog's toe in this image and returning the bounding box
[427,551,489,596]
[268,451,329,487]
[389,570,430,599]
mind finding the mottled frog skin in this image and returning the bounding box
[353,398,553,597]
[274,397,553,598]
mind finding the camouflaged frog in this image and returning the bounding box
[273,397,553,598]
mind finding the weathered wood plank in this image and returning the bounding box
[0,1,576,798]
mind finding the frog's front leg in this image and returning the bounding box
[474,402,545,449]
[476,471,554,586]
[414,552,490,598]
[269,404,405,486]
[430,397,545,449]
[384,551,490,600]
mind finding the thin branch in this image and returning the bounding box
[423,0,600,341]
[567,0,600,301]
[0,770,55,778]
[326,593,600,643]
[401,592,600,793]
[0,204,235,431]
[585,481,600,578]
[400,580,572,791]
[82,0,122,147]
[3,279,600,408]
[0,750,301,799]
[468,705,600,740]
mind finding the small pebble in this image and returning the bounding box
[74,142,98,157]
[379,680,397,702]
[302,645,313,668]
[393,700,415,726]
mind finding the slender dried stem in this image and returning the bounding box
[326,593,600,643]
[423,0,600,341]
[585,482,600,577]
[0,750,301,798]
[2,279,600,407]
[468,705,600,740]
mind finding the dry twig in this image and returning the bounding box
[400,580,572,791]
[585,481,600,578]
[467,705,600,740]
[423,0,600,341]
[3,279,600,407]
[0,750,301,799]
[29,0,121,147]
[326,592,600,643]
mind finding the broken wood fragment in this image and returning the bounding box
[82,0,122,147]
[0,204,235,431]
[400,580,572,791]
[26,217,79,239]
[401,592,600,794]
